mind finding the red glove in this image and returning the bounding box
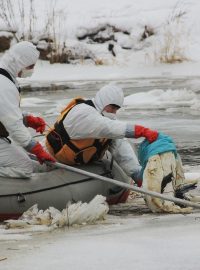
[30,142,56,164]
[135,179,142,187]
[134,125,158,143]
[25,115,46,134]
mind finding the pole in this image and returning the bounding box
[46,160,200,210]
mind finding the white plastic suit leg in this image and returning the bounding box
[0,139,33,178]
[143,153,192,213]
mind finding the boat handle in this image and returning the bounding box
[17,193,26,203]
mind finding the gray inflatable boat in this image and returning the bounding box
[0,159,131,221]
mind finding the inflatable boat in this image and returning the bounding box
[0,159,131,221]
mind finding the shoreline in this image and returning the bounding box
[19,75,200,93]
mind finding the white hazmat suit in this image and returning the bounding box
[0,42,39,178]
[62,83,142,181]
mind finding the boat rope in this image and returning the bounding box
[0,171,111,198]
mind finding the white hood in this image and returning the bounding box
[0,41,39,78]
[93,83,124,112]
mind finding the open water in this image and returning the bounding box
[21,77,200,166]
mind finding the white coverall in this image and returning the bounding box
[62,84,141,180]
[0,42,39,178]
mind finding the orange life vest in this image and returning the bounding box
[46,98,112,165]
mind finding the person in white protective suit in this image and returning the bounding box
[0,41,55,178]
[45,83,158,188]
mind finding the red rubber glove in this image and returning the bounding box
[25,115,46,134]
[134,125,158,143]
[135,179,142,187]
[30,142,56,164]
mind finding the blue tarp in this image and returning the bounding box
[138,133,177,173]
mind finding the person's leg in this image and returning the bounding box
[0,140,33,178]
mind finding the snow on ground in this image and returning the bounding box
[1,0,199,83]
[1,211,200,270]
[25,59,200,82]
[123,87,200,112]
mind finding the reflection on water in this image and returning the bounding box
[178,147,200,166]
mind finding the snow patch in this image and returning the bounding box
[0,195,109,241]
[124,88,197,110]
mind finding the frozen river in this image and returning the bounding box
[21,77,200,166]
[1,78,200,270]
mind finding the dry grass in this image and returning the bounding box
[153,2,189,64]
[94,58,105,65]
[155,28,189,64]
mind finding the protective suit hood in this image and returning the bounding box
[0,41,39,78]
[93,83,124,112]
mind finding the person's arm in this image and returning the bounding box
[23,112,46,134]
[109,138,141,177]
[64,104,158,142]
[125,124,158,143]
[0,79,55,164]
[64,104,127,139]
[0,78,33,147]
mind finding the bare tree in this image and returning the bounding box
[28,0,36,40]
[18,0,25,40]
[0,0,16,29]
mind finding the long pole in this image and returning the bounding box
[46,161,200,210]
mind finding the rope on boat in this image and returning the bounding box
[0,172,111,199]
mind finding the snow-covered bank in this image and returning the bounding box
[18,57,200,95]
[1,0,200,84]
[23,58,200,83]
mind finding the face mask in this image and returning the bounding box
[20,68,34,78]
[102,111,117,120]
